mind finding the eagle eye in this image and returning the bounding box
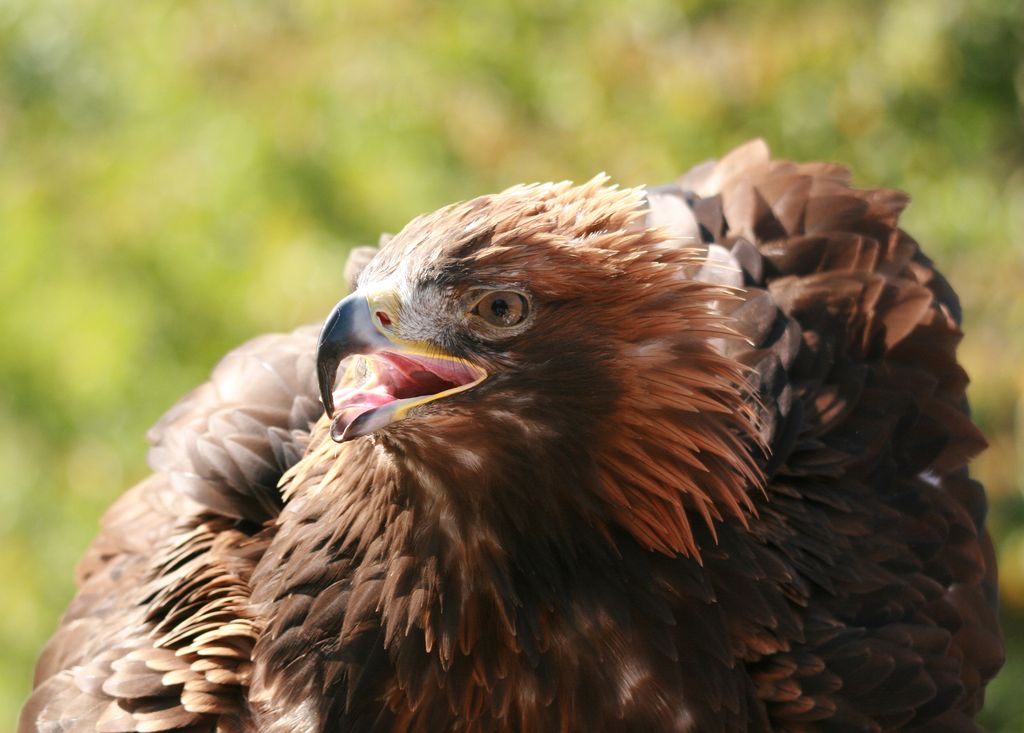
[469,290,530,329]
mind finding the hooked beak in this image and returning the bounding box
[316,292,487,442]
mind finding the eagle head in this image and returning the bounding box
[316,177,763,557]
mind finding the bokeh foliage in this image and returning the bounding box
[1,0,1022,730]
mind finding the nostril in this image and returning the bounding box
[376,311,393,328]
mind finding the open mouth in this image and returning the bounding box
[328,351,487,442]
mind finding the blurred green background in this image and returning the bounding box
[1,0,1022,730]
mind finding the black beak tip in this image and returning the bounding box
[316,303,350,419]
[317,358,337,418]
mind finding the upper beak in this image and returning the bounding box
[316,293,392,418]
[316,291,487,442]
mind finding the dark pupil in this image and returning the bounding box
[490,298,509,319]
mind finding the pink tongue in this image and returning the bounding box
[330,385,395,437]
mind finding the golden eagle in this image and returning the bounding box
[20,141,1004,732]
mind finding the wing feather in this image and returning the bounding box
[660,142,1003,730]
[20,325,322,733]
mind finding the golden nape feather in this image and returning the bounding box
[21,141,1003,733]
